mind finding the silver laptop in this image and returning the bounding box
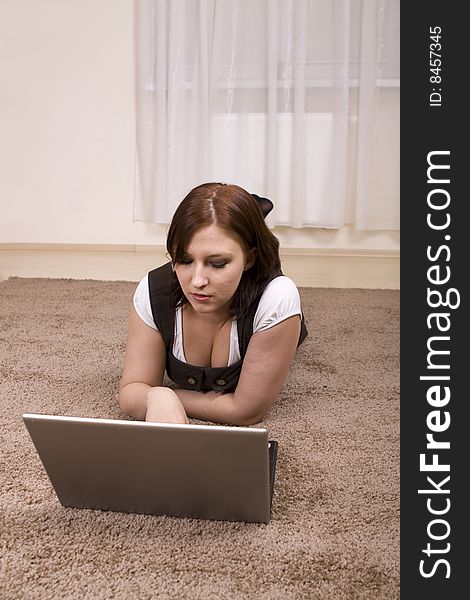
[22,414,278,523]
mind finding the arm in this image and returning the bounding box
[174,315,301,425]
[118,305,180,421]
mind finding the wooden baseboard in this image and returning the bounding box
[0,244,399,289]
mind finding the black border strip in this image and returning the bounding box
[401,3,466,597]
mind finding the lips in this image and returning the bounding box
[191,293,211,302]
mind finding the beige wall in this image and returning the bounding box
[0,0,399,254]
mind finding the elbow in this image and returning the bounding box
[231,409,266,427]
[116,383,144,420]
[116,390,130,417]
[118,398,130,418]
[229,396,272,426]
[238,415,264,426]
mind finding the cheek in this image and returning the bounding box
[222,266,245,290]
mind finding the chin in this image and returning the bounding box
[187,299,215,312]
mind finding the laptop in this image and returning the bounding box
[22,413,279,524]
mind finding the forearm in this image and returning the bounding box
[118,383,189,424]
[178,317,301,426]
[118,382,151,420]
[174,389,260,426]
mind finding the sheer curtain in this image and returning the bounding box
[134,0,399,230]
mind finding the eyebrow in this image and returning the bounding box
[183,252,234,259]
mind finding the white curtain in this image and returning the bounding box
[134,0,399,230]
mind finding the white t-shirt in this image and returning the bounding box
[133,274,302,366]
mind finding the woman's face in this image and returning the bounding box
[174,224,253,319]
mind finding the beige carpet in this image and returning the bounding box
[0,277,399,599]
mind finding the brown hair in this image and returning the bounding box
[166,182,281,318]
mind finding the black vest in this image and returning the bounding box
[148,262,307,393]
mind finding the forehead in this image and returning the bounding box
[185,224,245,254]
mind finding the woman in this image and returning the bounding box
[118,182,307,425]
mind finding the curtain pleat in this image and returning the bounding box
[134,0,399,230]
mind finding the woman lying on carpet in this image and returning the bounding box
[117,182,307,425]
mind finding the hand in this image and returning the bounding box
[145,386,189,424]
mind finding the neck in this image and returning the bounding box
[184,303,231,326]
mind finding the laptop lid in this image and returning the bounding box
[22,414,273,523]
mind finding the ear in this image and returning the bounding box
[244,248,257,271]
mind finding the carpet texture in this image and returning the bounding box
[0,277,399,599]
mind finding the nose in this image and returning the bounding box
[191,263,209,289]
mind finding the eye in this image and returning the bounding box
[178,256,193,265]
[210,262,227,269]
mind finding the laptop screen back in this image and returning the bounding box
[22,414,272,523]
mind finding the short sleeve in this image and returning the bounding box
[133,275,158,330]
[253,276,302,333]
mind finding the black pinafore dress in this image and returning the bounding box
[148,262,307,393]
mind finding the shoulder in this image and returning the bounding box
[140,262,177,337]
[133,274,157,330]
[253,276,302,333]
[148,262,173,291]
[264,275,300,297]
